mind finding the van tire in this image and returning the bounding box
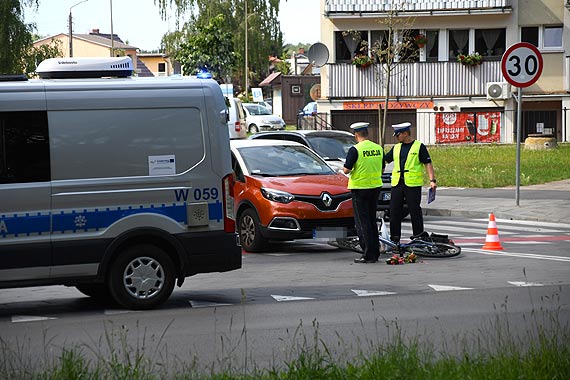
[108,244,175,310]
[248,124,259,134]
[238,208,266,252]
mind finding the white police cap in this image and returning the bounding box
[350,122,369,132]
[392,122,411,136]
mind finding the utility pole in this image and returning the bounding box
[68,0,89,57]
[244,0,248,98]
[109,0,115,56]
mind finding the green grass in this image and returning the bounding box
[2,298,569,380]
[427,143,570,188]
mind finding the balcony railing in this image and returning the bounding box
[328,61,504,99]
[325,0,513,14]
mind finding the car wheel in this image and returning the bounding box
[75,284,110,301]
[108,244,175,310]
[238,208,266,252]
[248,124,259,133]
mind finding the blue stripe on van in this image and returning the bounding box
[1,201,223,238]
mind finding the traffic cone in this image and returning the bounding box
[482,213,504,250]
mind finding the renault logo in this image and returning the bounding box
[321,192,333,207]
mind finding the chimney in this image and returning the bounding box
[91,28,100,34]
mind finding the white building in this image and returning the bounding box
[316,0,570,145]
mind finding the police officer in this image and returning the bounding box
[343,122,384,263]
[384,122,437,244]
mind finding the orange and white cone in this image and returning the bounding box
[482,213,504,250]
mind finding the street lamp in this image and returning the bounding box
[68,0,89,57]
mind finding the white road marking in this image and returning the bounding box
[428,284,473,291]
[434,220,567,233]
[508,281,544,287]
[271,295,314,302]
[463,248,570,262]
[478,218,570,229]
[189,300,232,308]
[351,289,397,297]
[104,309,140,315]
[12,315,56,323]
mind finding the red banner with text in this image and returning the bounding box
[435,112,501,144]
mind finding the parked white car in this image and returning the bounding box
[242,103,286,133]
[226,97,247,139]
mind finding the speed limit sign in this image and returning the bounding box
[501,42,543,87]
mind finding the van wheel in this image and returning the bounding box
[239,209,266,252]
[108,244,175,310]
[248,124,259,133]
[75,284,109,301]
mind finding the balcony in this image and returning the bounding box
[327,61,503,99]
[325,0,513,16]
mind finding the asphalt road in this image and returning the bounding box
[1,215,569,373]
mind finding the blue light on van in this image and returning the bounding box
[197,69,212,79]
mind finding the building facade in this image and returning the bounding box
[317,0,570,145]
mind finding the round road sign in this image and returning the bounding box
[501,42,543,88]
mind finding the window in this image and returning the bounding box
[521,26,563,50]
[475,29,506,60]
[426,30,439,62]
[449,29,469,60]
[0,111,50,184]
[158,62,166,73]
[335,30,368,63]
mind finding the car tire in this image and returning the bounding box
[248,124,259,133]
[238,208,266,252]
[75,284,110,301]
[108,244,176,310]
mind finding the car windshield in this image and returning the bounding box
[244,104,272,116]
[238,145,335,176]
[305,134,356,161]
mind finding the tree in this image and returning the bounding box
[23,38,63,76]
[156,0,283,95]
[174,14,237,80]
[367,11,418,147]
[0,0,37,74]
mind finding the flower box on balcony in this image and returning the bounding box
[457,52,483,66]
[351,54,373,69]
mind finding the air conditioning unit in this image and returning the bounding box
[486,82,511,100]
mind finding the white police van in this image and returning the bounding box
[0,57,241,309]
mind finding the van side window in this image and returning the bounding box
[0,111,50,184]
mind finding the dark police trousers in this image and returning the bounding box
[351,187,381,261]
[389,179,424,243]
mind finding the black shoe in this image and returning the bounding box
[354,257,377,263]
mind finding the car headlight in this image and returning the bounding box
[261,188,294,203]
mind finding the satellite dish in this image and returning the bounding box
[307,43,329,68]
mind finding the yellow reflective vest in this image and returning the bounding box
[348,140,384,189]
[391,140,424,187]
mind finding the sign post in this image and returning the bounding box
[501,42,543,206]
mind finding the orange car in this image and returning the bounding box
[230,139,355,252]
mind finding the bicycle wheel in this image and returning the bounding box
[411,242,461,258]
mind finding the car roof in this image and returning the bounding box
[251,130,354,139]
[230,138,304,149]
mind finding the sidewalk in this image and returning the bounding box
[422,179,570,223]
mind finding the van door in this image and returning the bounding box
[0,110,52,281]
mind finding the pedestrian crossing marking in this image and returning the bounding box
[464,248,570,262]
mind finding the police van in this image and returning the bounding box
[0,57,241,309]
